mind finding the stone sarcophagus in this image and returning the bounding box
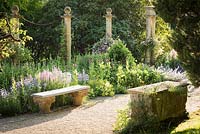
[128,81,189,123]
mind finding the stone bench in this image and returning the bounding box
[128,81,189,124]
[31,85,89,113]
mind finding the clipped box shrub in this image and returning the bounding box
[108,40,135,66]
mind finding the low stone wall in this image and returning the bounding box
[128,81,188,124]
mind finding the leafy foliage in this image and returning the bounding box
[114,107,131,132]
[0,58,66,90]
[21,0,149,61]
[0,0,42,61]
[87,42,163,97]
[108,40,135,66]
[0,18,32,62]
[116,64,163,90]
[1,0,172,63]
[88,79,114,98]
[75,53,109,73]
[154,0,200,86]
[0,65,74,116]
[0,90,22,116]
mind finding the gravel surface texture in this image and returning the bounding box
[0,87,200,134]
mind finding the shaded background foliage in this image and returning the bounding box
[154,0,200,86]
[14,0,148,61]
[1,0,171,63]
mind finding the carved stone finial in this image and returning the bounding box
[64,6,71,15]
[11,5,19,15]
[106,8,112,15]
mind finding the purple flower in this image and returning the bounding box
[36,67,72,85]
[78,70,89,81]
[14,75,39,89]
[0,89,9,98]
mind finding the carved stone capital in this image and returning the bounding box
[105,8,112,18]
[11,5,19,17]
[64,6,72,17]
[145,6,156,16]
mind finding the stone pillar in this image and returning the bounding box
[11,5,20,40]
[145,6,156,64]
[146,6,156,40]
[63,7,72,69]
[105,8,112,40]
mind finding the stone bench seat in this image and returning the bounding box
[32,85,89,113]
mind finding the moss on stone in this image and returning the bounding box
[129,81,188,123]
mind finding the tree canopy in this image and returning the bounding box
[154,0,200,86]
[1,0,171,64]
[20,0,148,61]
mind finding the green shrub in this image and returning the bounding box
[87,59,163,95]
[108,40,135,66]
[0,63,35,89]
[139,64,164,84]
[89,41,163,94]
[75,53,109,73]
[114,103,162,134]
[9,45,33,63]
[101,81,114,97]
[89,61,111,81]
[88,80,114,98]
[116,64,164,90]
[0,97,21,116]
[154,0,200,87]
[0,93,22,117]
[114,107,131,133]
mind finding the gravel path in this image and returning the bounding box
[0,87,200,134]
[0,95,130,134]
[186,86,200,112]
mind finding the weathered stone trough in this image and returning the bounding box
[128,81,189,123]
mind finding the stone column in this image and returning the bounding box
[145,6,156,64]
[63,7,72,69]
[105,8,113,40]
[146,6,156,40]
[11,5,20,40]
